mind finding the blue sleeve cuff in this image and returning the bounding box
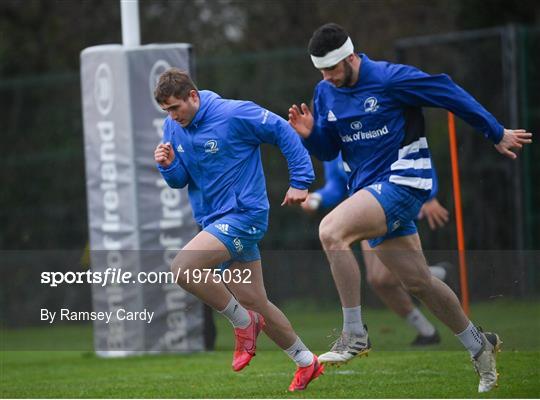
[157,156,180,173]
[290,179,311,190]
[492,125,504,144]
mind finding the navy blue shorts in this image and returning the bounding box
[364,182,429,247]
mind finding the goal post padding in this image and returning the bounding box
[80,44,206,355]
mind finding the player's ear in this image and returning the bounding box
[189,89,199,100]
[189,90,200,106]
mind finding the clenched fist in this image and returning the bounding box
[154,142,175,168]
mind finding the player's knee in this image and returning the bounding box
[319,218,344,249]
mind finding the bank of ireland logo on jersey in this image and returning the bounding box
[149,60,171,112]
[350,121,363,130]
[364,96,379,113]
[204,140,219,154]
[94,63,113,116]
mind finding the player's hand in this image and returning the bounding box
[494,129,532,159]
[288,103,314,138]
[300,193,322,213]
[417,198,449,230]
[154,142,175,167]
[281,187,309,206]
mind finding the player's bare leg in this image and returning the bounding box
[317,189,386,364]
[374,233,501,392]
[362,240,414,316]
[319,189,465,332]
[319,190,386,307]
[171,231,264,372]
[227,260,323,390]
[171,230,233,309]
[373,234,468,333]
[226,260,297,349]
[318,188,500,391]
[362,240,439,345]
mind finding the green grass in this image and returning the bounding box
[1,299,540,398]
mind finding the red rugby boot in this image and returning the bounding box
[288,355,324,391]
[232,310,265,372]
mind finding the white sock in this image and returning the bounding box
[218,297,250,328]
[342,306,366,336]
[429,265,447,281]
[405,307,436,336]
[284,337,314,367]
[456,321,484,357]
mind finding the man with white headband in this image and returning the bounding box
[288,23,532,393]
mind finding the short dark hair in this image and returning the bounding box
[154,68,198,104]
[308,23,350,57]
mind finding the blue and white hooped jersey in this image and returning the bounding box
[303,53,504,196]
[315,150,441,210]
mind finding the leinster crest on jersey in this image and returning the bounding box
[204,140,219,154]
[364,97,379,113]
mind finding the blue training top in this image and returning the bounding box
[303,53,503,197]
[158,90,314,231]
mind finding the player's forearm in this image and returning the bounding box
[274,123,316,190]
[436,76,504,143]
[287,156,315,190]
[389,68,504,143]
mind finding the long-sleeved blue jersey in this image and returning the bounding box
[158,90,314,230]
[303,53,504,196]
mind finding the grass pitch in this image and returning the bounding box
[1,299,539,398]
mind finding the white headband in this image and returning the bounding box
[310,37,354,69]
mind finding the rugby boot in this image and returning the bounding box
[319,326,371,366]
[472,329,502,393]
[288,355,324,391]
[232,310,265,372]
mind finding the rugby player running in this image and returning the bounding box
[155,68,323,391]
[289,23,532,393]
